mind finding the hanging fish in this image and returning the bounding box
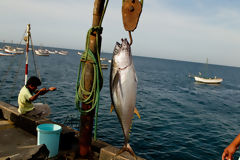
[110,38,140,159]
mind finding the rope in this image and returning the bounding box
[0,29,27,90]
[1,27,42,104]
[75,0,109,140]
[16,28,27,49]
[29,35,41,80]
[75,27,103,140]
[8,55,24,103]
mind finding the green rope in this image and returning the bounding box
[75,27,103,113]
[75,0,109,140]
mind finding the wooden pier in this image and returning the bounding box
[0,101,145,160]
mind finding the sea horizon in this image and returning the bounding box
[0,42,239,69]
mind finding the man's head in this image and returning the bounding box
[26,76,41,91]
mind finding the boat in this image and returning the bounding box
[100,57,107,61]
[194,58,223,84]
[48,50,56,54]
[101,63,108,69]
[0,51,16,56]
[4,46,24,54]
[77,51,82,55]
[58,50,68,55]
[194,76,223,84]
[16,47,24,51]
[35,49,50,56]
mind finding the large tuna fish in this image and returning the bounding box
[110,38,140,159]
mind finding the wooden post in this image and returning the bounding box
[79,0,105,157]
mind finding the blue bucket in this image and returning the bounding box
[37,123,62,158]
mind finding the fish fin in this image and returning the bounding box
[135,72,138,82]
[112,70,120,92]
[112,143,137,160]
[134,107,141,119]
[110,103,114,113]
[112,70,124,97]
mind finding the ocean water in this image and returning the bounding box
[1,48,240,160]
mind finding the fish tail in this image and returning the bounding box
[112,143,137,160]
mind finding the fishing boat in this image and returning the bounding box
[48,50,56,54]
[100,57,107,61]
[194,76,223,84]
[194,58,223,84]
[4,46,24,54]
[0,51,16,56]
[77,51,82,55]
[35,49,50,56]
[58,50,68,55]
[101,63,108,69]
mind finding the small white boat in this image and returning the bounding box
[0,51,16,56]
[4,46,24,54]
[77,51,82,55]
[101,63,108,69]
[35,49,50,56]
[16,47,24,51]
[48,50,56,54]
[194,58,223,84]
[58,50,68,55]
[100,57,107,61]
[194,76,223,84]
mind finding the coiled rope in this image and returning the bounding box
[75,0,109,140]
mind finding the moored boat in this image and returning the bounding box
[194,76,223,84]
[0,51,16,56]
[77,51,82,55]
[58,50,68,55]
[48,50,56,54]
[4,46,24,54]
[194,58,223,84]
[35,49,50,56]
[101,63,108,69]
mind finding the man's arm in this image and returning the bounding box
[29,87,56,102]
[222,134,240,160]
[29,88,47,101]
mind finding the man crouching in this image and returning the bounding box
[18,76,56,118]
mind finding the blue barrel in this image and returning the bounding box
[37,123,62,158]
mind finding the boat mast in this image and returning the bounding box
[24,24,31,85]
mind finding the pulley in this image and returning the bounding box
[122,0,143,32]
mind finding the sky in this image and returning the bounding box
[1,0,240,67]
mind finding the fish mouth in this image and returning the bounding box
[113,42,122,55]
[121,39,131,57]
[121,38,129,46]
[116,42,121,48]
[113,38,130,56]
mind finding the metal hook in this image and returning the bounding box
[128,31,133,46]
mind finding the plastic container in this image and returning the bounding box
[37,123,62,158]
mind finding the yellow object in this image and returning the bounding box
[110,103,141,119]
[18,86,34,114]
